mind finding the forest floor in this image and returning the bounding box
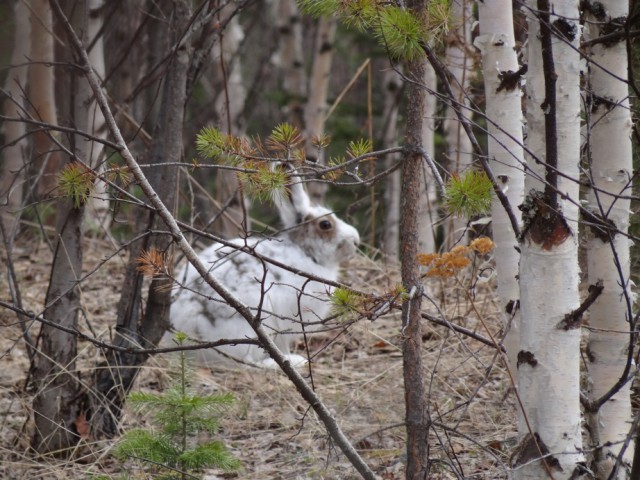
[0,231,515,479]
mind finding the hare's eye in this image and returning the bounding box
[319,219,333,231]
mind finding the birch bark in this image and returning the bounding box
[475,0,525,376]
[272,0,306,129]
[304,17,336,203]
[443,0,473,248]
[585,2,634,477]
[417,62,438,254]
[212,12,250,239]
[382,65,403,259]
[83,0,111,232]
[513,1,584,478]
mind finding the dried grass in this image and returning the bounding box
[0,234,516,479]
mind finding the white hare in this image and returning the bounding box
[169,173,360,368]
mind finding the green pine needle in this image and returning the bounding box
[115,334,239,476]
[267,123,303,153]
[444,170,493,218]
[346,138,372,159]
[195,126,243,165]
[58,163,94,208]
[240,164,289,203]
[374,6,426,61]
[299,0,451,61]
[297,0,340,18]
[178,442,241,471]
[330,287,363,318]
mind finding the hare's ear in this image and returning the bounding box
[272,163,311,228]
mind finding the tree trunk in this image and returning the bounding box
[29,0,62,201]
[585,2,634,477]
[401,4,430,478]
[271,0,306,129]
[513,1,584,478]
[475,0,525,377]
[0,0,30,234]
[31,199,86,453]
[91,0,192,438]
[382,64,403,259]
[417,61,438,254]
[212,9,250,239]
[443,0,474,248]
[304,17,336,203]
[31,0,91,452]
[83,0,111,233]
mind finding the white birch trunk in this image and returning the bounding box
[585,2,634,477]
[514,1,584,478]
[271,0,306,128]
[0,0,30,233]
[417,61,438,254]
[443,0,474,248]
[214,14,250,239]
[83,0,111,232]
[382,66,403,259]
[475,0,525,377]
[304,17,336,203]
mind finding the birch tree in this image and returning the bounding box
[83,0,110,232]
[382,65,403,259]
[443,0,474,248]
[0,0,30,233]
[212,10,250,239]
[304,17,337,203]
[474,0,525,375]
[584,2,634,477]
[513,1,584,478]
[417,62,438,254]
[271,0,307,129]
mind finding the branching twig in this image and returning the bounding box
[51,2,377,477]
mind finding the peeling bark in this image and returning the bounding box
[475,0,525,376]
[304,17,336,203]
[585,1,634,477]
[514,1,584,478]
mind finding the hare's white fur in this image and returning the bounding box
[169,178,360,368]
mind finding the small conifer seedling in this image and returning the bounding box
[115,332,240,479]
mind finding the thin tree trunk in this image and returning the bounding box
[91,0,191,437]
[513,1,584,478]
[213,10,249,239]
[0,0,30,234]
[31,198,86,452]
[475,0,525,377]
[417,61,438,254]
[443,0,473,248]
[584,2,634,477]
[83,0,111,233]
[271,0,306,129]
[382,64,403,259]
[402,4,430,478]
[28,0,62,200]
[31,0,91,452]
[304,17,336,203]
